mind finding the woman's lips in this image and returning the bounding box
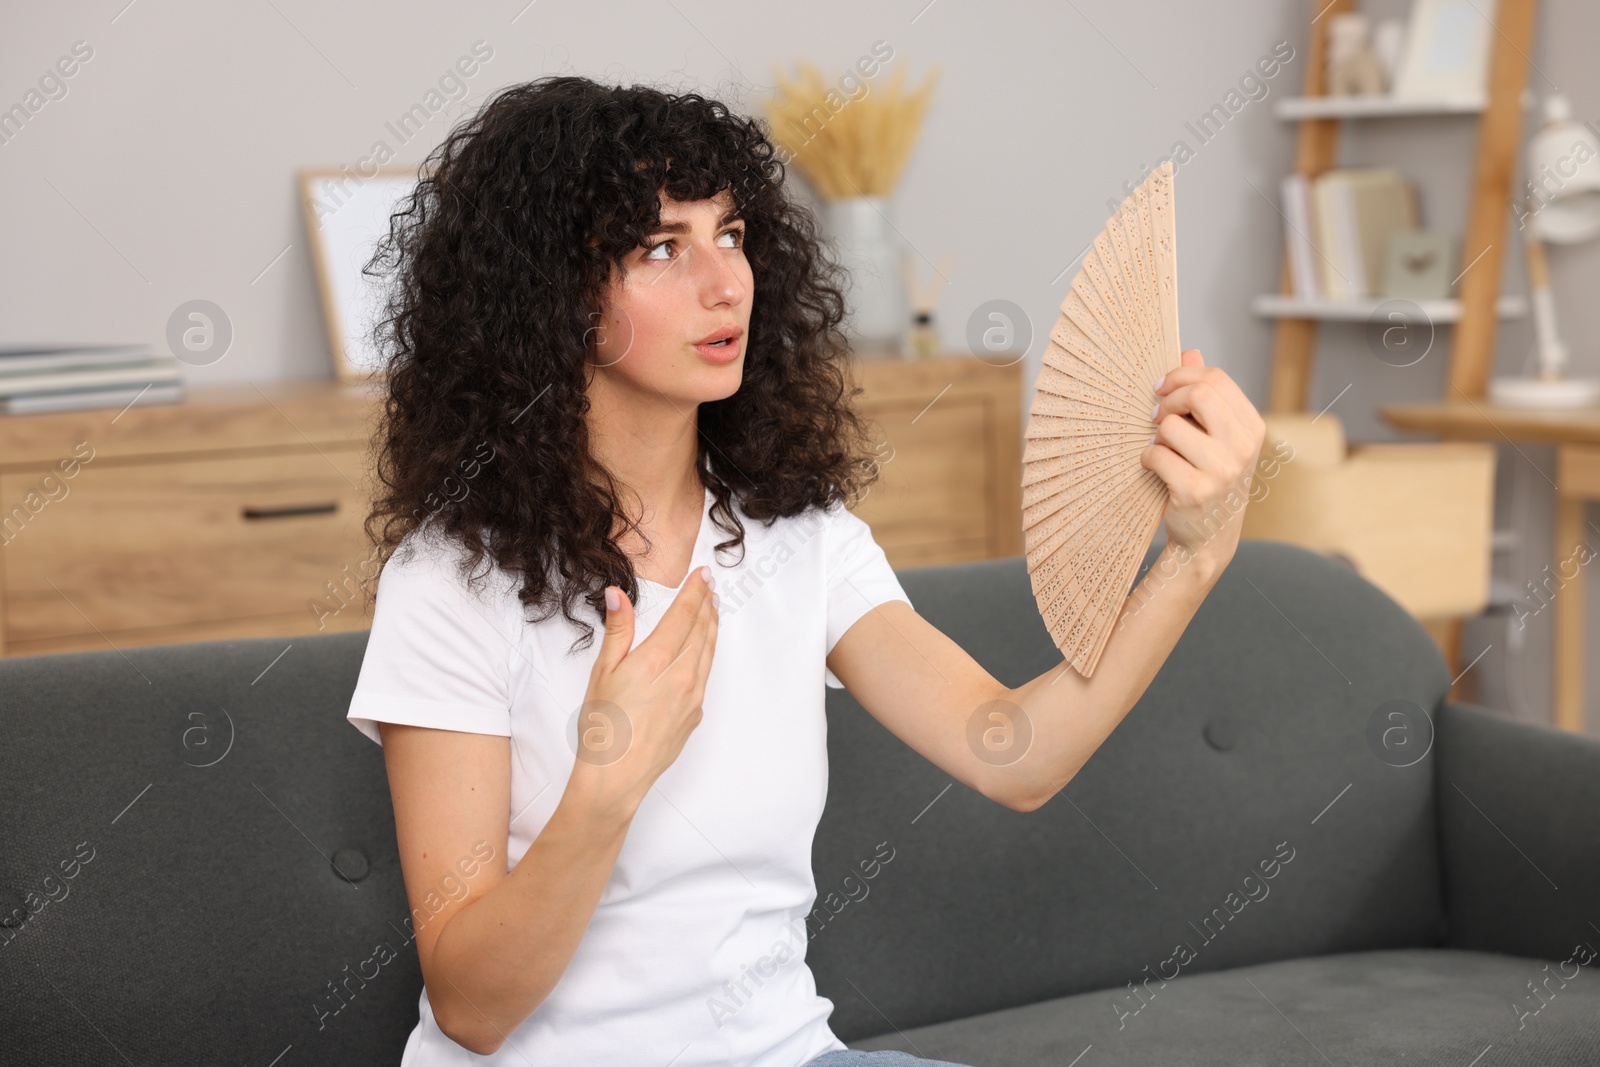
[694,334,742,363]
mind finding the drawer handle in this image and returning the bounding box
[241,502,339,520]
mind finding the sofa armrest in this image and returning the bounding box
[1436,700,1600,957]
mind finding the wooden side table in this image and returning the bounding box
[1381,400,1600,733]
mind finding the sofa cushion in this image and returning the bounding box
[810,541,1454,1041]
[0,629,416,1066]
[848,948,1600,1065]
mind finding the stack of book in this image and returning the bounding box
[0,344,185,415]
[1280,168,1419,300]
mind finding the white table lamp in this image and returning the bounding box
[1489,94,1600,408]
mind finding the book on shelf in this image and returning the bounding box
[1280,174,1319,300]
[0,343,158,376]
[0,345,186,414]
[1,381,186,415]
[1282,168,1419,301]
[0,356,182,398]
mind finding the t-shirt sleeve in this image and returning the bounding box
[823,501,913,689]
[346,531,516,746]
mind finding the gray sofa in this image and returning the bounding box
[3,539,1597,1065]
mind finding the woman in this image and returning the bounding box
[346,75,1264,1067]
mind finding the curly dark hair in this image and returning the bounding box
[360,74,885,654]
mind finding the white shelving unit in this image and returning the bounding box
[1252,294,1529,322]
[1272,95,1487,120]
[1259,93,1532,341]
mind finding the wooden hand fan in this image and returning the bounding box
[1022,160,1182,678]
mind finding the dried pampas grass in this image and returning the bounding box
[763,63,938,199]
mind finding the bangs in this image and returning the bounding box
[569,88,780,261]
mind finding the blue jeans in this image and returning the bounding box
[803,1052,978,1067]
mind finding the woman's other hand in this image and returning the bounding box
[569,568,720,818]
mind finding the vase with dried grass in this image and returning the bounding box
[764,64,938,354]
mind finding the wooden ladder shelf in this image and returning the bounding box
[1268,0,1542,413]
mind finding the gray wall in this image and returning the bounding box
[3,0,1596,734]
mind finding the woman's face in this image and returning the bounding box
[588,188,753,405]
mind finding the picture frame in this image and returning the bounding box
[298,164,426,383]
[1390,0,1498,103]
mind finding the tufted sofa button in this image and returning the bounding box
[332,848,370,883]
[1203,716,1238,751]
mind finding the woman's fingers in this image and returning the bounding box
[621,574,710,691]
[1153,358,1264,472]
[693,591,720,702]
[1155,381,1245,460]
[1152,406,1223,474]
[1142,435,1203,503]
[1142,354,1269,510]
[1155,356,1260,442]
[666,583,714,683]
[647,566,716,659]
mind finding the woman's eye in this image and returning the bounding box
[643,229,740,260]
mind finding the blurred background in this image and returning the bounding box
[4,0,1600,735]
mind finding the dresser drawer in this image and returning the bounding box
[845,354,1023,569]
[853,396,994,565]
[2,449,372,647]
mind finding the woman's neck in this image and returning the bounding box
[585,383,705,578]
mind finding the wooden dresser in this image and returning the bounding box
[0,355,1022,658]
[845,353,1023,568]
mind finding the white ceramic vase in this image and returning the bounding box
[825,196,907,351]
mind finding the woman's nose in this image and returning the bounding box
[690,242,746,306]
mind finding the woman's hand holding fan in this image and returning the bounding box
[1023,161,1266,678]
[1146,348,1266,579]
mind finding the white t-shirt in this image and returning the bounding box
[345,485,913,1067]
